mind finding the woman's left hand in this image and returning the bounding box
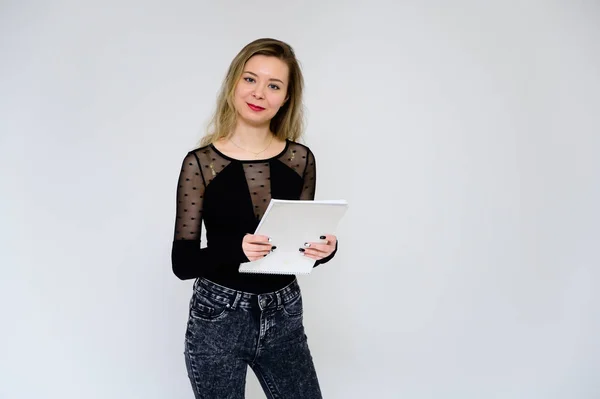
[300,234,337,261]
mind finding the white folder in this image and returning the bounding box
[238,199,348,275]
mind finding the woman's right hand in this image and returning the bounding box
[242,234,275,261]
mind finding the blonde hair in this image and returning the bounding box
[199,38,305,147]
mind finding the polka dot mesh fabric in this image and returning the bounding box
[174,141,315,241]
[243,162,272,219]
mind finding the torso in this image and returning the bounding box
[181,139,315,293]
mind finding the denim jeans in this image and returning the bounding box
[183,277,323,399]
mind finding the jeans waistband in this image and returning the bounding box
[194,277,301,311]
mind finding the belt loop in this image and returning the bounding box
[276,292,282,310]
[230,291,241,310]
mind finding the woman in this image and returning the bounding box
[171,38,338,399]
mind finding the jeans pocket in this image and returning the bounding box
[189,288,229,321]
[282,293,303,318]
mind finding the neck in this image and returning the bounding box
[229,123,273,151]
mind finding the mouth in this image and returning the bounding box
[247,103,265,112]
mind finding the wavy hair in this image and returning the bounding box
[200,38,305,146]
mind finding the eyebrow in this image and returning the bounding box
[243,71,285,84]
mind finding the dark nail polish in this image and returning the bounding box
[271,246,277,251]
[320,235,326,239]
[299,248,305,252]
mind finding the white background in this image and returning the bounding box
[1,1,599,398]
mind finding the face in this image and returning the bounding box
[233,55,290,128]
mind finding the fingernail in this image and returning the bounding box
[264,254,268,257]
[268,237,272,242]
[320,235,326,239]
[271,246,277,251]
[299,248,305,252]
[304,243,310,247]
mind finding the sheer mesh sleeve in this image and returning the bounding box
[174,152,205,240]
[300,148,338,267]
[299,148,316,200]
[171,152,248,280]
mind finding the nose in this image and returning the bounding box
[252,86,265,99]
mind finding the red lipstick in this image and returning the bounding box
[247,103,265,112]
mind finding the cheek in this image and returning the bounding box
[234,85,251,100]
[268,93,287,109]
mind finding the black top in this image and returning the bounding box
[171,139,337,293]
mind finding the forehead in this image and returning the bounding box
[244,55,289,81]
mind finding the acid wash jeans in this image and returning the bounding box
[183,277,323,399]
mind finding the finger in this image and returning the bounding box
[245,249,273,259]
[245,234,272,243]
[304,249,330,258]
[299,247,330,259]
[242,244,273,252]
[245,247,272,254]
[246,252,271,259]
[302,243,331,253]
[317,235,337,245]
[248,255,268,261]
[299,249,323,261]
[311,237,330,245]
[244,245,276,257]
[243,243,273,252]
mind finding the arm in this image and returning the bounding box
[300,149,338,267]
[171,152,248,280]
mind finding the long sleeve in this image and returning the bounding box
[171,152,249,280]
[300,149,338,267]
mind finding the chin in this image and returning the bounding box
[238,110,273,124]
[238,114,269,127]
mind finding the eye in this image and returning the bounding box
[244,77,255,83]
[269,84,280,90]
